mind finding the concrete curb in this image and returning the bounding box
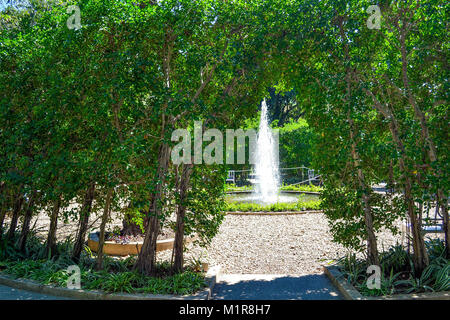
[226,210,322,215]
[0,265,221,300]
[204,265,221,300]
[370,291,450,300]
[323,266,365,300]
[324,265,450,300]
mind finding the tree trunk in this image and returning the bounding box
[0,194,7,236]
[134,142,171,275]
[136,214,160,275]
[96,188,113,270]
[386,111,429,274]
[72,183,96,263]
[361,80,430,274]
[338,18,379,266]
[45,196,61,258]
[7,193,24,241]
[346,88,379,266]
[0,183,6,235]
[397,21,449,258]
[404,176,429,274]
[135,28,178,275]
[437,189,449,258]
[172,164,193,273]
[388,160,395,194]
[18,190,37,252]
[348,130,379,265]
[0,207,6,236]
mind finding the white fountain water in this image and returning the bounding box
[253,99,280,203]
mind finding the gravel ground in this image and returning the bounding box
[156,213,425,275]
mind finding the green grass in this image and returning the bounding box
[225,184,253,192]
[279,184,323,193]
[225,198,321,212]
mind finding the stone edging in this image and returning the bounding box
[323,265,450,300]
[0,265,221,300]
[226,210,322,215]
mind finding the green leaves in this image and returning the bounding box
[0,0,447,282]
[1,258,207,295]
[339,241,449,296]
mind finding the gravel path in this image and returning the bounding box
[157,213,414,275]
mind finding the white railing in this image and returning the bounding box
[227,167,321,185]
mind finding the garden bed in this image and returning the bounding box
[324,240,449,299]
[0,266,221,300]
[0,233,210,297]
[0,255,209,297]
[324,265,450,300]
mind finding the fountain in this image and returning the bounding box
[225,99,319,206]
[253,99,280,203]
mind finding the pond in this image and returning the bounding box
[225,192,319,205]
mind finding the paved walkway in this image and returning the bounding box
[0,285,67,300]
[212,274,343,300]
[0,274,342,300]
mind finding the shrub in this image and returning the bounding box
[0,233,206,295]
[225,198,321,212]
[337,240,450,296]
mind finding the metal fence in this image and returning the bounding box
[226,167,321,186]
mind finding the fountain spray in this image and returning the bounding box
[253,99,280,203]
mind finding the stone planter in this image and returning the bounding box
[87,232,193,256]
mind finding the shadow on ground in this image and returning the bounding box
[212,274,343,300]
[0,285,68,300]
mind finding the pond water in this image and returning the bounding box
[226,192,319,205]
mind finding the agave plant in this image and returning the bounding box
[394,260,436,294]
[337,253,368,286]
[430,258,450,291]
[426,239,447,260]
[380,244,410,274]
